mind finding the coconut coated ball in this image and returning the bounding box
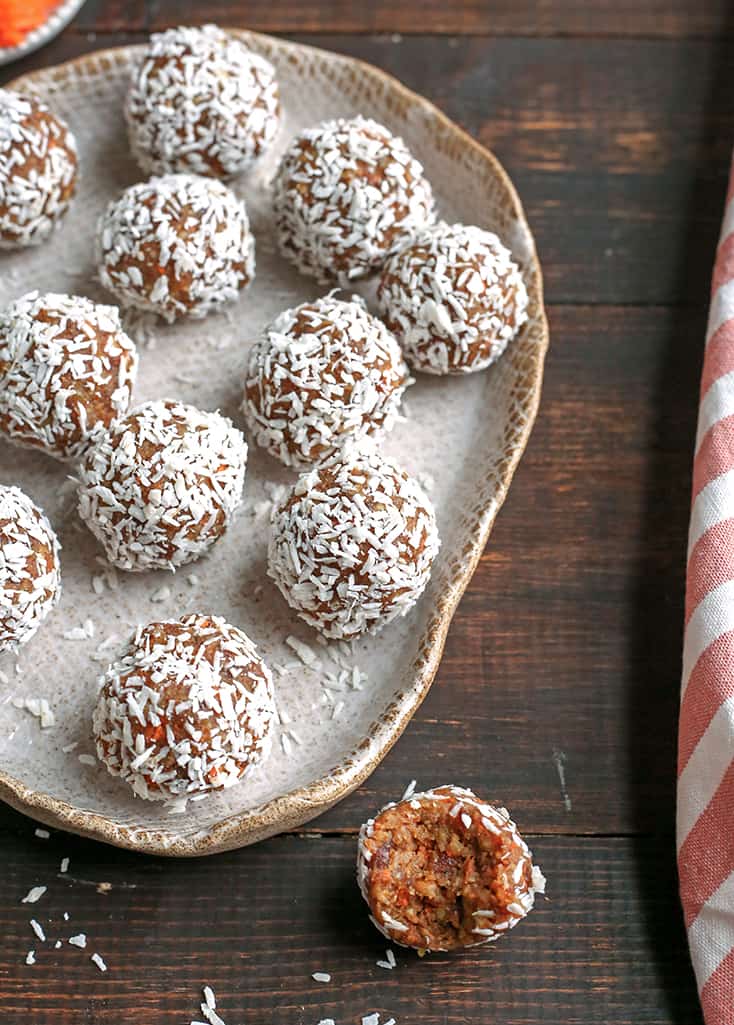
[272,115,435,284]
[77,399,247,572]
[0,90,78,249]
[93,613,276,802]
[242,294,410,469]
[268,444,440,639]
[96,173,255,322]
[126,24,280,179]
[0,291,137,461]
[0,485,61,653]
[357,785,546,951]
[377,222,529,374]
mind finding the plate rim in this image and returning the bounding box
[0,30,549,856]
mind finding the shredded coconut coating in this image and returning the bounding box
[77,398,247,572]
[0,485,61,653]
[357,785,546,951]
[268,444,440,639]
[93,613,275,802]
[0,291,138,461]
[242,294,411,469]
[272,116,435,284]
[377,222,529,375]
[0,90,78,250]
[125,24,280,179]
[96,173,255,322]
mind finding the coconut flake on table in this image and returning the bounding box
[90,952,107,972]
[312,972,331,983]
[21,886,46,904]
[68,933,86,948]
[29,919,45,942]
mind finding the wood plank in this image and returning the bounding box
[0,826,701,1024]
[3,33,732,306]
[73,0,732,40]
[0,302,699,839]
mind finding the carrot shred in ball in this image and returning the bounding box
[0,1,61,47]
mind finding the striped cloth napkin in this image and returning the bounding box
[679,161,734,1024]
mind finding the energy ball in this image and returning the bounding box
[96,174,255,322]
[0,291,137,461]
[77,399,247,572]
[377,222,529,375]
[93,613,276,802]
[272,115,435,284]
[268,445,439,639]
[0,89,78,249]
[357,785,546,951]
[242,294,411,469]
[0,485,61,653]
[125,24,280,179]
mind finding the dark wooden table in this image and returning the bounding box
[2,2,732,1022]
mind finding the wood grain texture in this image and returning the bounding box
[5,33,733,306]
[0,822,702,1024]
[72,0,731,39]
[0,9,718,1024]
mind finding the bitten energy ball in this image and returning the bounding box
[96,174,255,322]
[0,292,137,461]
[0,485,61,653]
[77,399,247,572]
[0,90,78,249]
[272,115,435,284]
[268,445,439,639]
[377,222,529,375]
[242,294,411,469]
[125,24,280,179]
[93,613,276,802]
[357,785,546,951]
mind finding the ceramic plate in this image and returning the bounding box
[0,31,548,856]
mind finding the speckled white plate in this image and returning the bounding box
[0,31,548,856]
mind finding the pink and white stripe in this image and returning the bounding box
[679,155,734,1024]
